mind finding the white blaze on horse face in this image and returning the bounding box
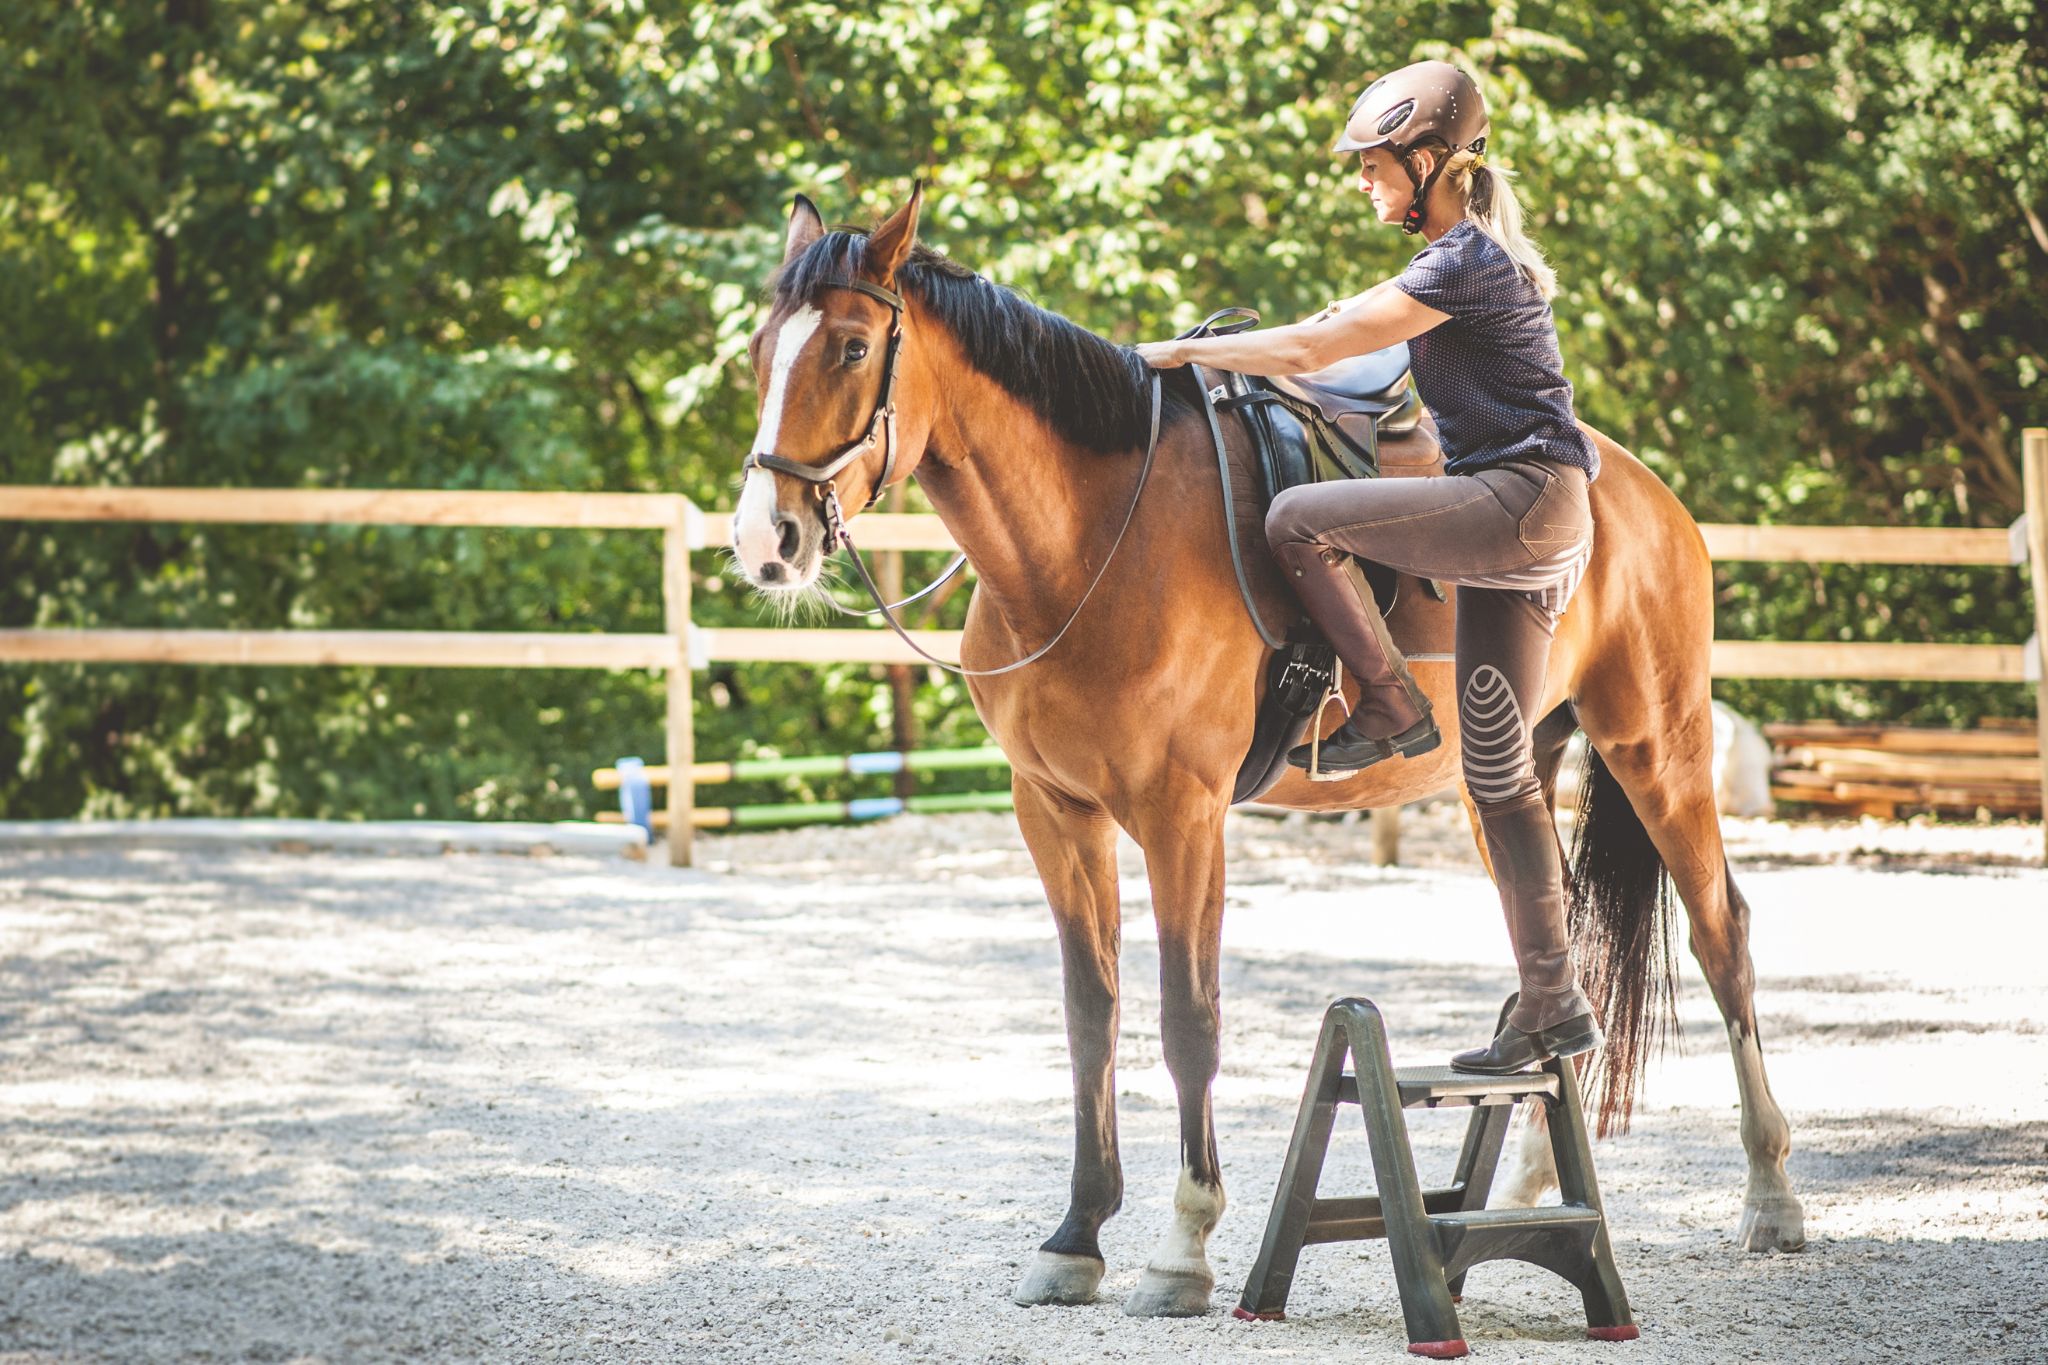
[734,303,824,576]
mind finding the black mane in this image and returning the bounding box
[772,230,1184,454]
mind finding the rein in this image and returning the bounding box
[824,374,1163,676]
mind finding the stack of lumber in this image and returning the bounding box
[1766,720,2042,819]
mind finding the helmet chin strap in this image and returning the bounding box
[1400,149,1440,236]
[1400,136,1487,236]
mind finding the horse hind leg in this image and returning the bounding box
[1576,686,1807,1252]
[1009,778,1125,1306]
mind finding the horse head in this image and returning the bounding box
[731,185,936,593]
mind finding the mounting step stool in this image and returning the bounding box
[1234,995,1639,1358]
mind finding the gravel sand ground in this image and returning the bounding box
[2,808,2044,1363]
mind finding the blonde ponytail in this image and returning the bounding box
[1447,151,1557,301]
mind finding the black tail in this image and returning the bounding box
[1566,745,1681,1136]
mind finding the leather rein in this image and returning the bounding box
[742,274,1166,678]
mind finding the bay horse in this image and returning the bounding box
[728,186,1806,1316]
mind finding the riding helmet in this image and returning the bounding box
[1334,59,1488,160]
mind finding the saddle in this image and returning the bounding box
[1177,310,1452,804]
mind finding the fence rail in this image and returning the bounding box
[5,425,2046,863]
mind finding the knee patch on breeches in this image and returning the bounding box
[1460,664,1538,804]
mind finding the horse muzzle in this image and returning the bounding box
[730,467,830,590]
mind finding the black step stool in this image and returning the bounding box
[1234,995,1639,1358]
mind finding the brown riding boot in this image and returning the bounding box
[1274,543,1439,779]
[1451,791,1601,1075]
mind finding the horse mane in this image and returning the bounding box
[772,230,1188,455]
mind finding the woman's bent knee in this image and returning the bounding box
[1265,485,1321,551]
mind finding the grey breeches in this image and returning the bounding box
[1264,458,1594,806]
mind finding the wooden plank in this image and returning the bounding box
[0,486,686,529]
[2026,428,2048,861]
[1767,769,1837,789]
[1921,786,2041,812]
[1815,780,2039,813]
[1697,523,2012,565]
[598,808,728,829]
[1762,723,2038,756]
[1,488,2016,560]
[0,628,674,670]
[1792,749,2042,784]
[694,509,961,552]
[663,520,695,868]
[697,626,967,666]
[1710,640,2026,682]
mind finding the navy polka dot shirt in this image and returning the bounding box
[1394,220,1599,480]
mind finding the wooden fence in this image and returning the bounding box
[4,425,2045,863]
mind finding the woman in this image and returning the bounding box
[1134,60,1599,1075]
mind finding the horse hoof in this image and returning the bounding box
[1122,1267,1214,1318]
[1011,1251,1104,1306]
[1737,1195,1807,1253]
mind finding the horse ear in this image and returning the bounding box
[783,193,825,265]
[864,181,924,284]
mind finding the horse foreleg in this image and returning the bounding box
[1010,778,1126,1306]
[1123,796,1228,1318]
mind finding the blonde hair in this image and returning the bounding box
[1443,149,1557,301]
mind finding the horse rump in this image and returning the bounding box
[1566,744,1681,1136]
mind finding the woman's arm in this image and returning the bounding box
[1134,279,1448,375]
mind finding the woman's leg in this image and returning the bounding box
[1451,586,1596,1053]
[1262,466,1560,771]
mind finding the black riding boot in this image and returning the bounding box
[1451,792,1601,1074]
[1274,543,1440,781]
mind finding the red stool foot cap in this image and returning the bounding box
[1409,1340,1470,1359]
[1589,1324,1641,1342]
[1232,1306,1284,1322]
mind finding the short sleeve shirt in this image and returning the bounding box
[1393,221,1599,479]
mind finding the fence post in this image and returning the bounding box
[1372,804,1401,867]
[2023,427,2048,864]
[664,499,698,867]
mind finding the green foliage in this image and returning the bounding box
[3,0,2042,821]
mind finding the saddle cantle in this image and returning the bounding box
[1268,350,1426,447]
[1177,321,1452,806]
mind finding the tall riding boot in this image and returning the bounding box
[1273,541,1439,779]
[1451,791,1602,1075]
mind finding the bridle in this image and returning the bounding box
[738,273,1166,677]
[740,276,907,513]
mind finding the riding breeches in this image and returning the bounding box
[1265,458,1597,1031]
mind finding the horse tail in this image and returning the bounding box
[1566,743,1681,1137]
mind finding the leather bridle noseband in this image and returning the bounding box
[740,276,907,514]
[736,272,1167,677]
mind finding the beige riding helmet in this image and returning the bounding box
[1335,60,1489,233]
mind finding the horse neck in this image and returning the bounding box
[911,336,1140,645]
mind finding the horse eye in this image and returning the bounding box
[843,339,869,364]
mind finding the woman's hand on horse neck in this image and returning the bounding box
[1134,278,1448,376]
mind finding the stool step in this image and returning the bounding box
[1336,1065,1561,1110]
[1430,1204,1603,1283]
